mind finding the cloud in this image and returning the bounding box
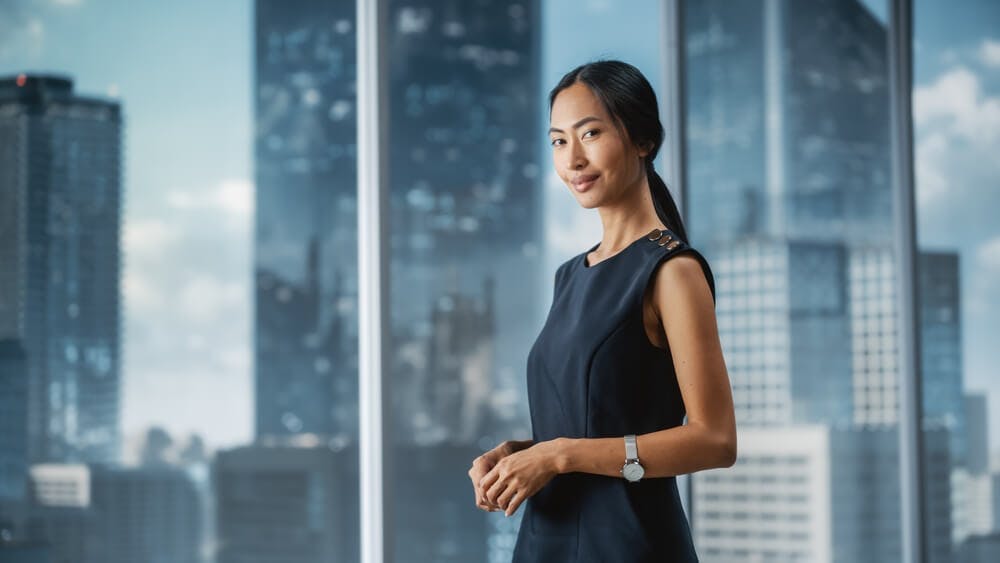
[126,217,178,251]
[912,65,1000,216]
[123,178,254,448]
[978,38,1000,68]
[0,1,40,59]
[165,178,253,218]
[913,66,1000,145]
[977,236,1000,271]
[176,275,247,325]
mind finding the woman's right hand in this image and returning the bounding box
[468,440,531,512]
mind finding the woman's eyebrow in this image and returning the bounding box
[548,116,602,134]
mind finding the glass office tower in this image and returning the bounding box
[254,0,359,443]
[384,2,543,562]
[683,1,954,561]
[0,75,122,465]
[250,1,361,560]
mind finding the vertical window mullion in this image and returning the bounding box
[357,0,390,561]
[888,0,926,562]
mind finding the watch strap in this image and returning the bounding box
[624,434,638,460]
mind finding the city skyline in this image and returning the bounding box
[2,0,999,561]
[0,0,996,459]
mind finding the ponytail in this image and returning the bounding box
[645,159,689,244]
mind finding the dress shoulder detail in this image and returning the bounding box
[641,228,717,305]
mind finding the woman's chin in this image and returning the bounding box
[571,191,604,209]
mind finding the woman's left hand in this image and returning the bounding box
[480,438,565,517]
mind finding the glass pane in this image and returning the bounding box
[0,1,362,562]
[384,0,666,561]
[913,1,1000,561]
[683,1,919,560]
[251,1,360,561]
[383,2,543,561]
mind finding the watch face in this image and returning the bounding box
[623,462,644,482]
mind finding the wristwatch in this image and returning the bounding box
[621,434,645,482]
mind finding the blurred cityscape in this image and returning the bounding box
[1,0,999,562]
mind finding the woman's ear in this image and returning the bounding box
[638,141,652,159]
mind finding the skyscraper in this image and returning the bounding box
[0,340,29,504]
[214,442,359,563]
[0,74,122,465]
[682,0,951,560]
[919,251,965,466]
[254,0,359,442]
[685,0,891,249]
[383,4,543,561]
[384,0,543,445]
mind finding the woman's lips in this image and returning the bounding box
[572,174,599,192]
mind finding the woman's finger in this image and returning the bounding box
[479,466,499,492]
[505,489,525,517]
[496,482,518,511]
[485,476,508,506]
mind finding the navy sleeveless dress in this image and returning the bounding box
[511,227,716,563]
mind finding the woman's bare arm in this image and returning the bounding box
[552,253,737,477]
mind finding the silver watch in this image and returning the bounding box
[621,434,645,482]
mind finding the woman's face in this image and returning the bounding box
[548,82,648,209]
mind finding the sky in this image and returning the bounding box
[1,0,998,459]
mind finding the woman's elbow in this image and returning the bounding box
[717,433,737,468]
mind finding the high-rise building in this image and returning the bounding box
[708,238,852,428]
[917,251,965,464]
[682,0,952,560]
[24,464,94,562]
[0,74,122,465]
[694,425,951,563]
[382,4,543,561]
[849,245,900,426]
[384,0,543,444]
[88,465,202,563]
[254,0,359,443]
[964,393,989,475]
[253,2,542,560]
[685,0,891,249]
[0,340,29,504]
[214,442,359,563]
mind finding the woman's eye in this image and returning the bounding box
[550,138,564,147]
[583,129,599,138]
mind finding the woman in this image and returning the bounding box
[467,60,737,562]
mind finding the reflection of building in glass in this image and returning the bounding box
[214,442,359,563]
[254,0,359,443]
[0,75,122,465]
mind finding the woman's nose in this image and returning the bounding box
[564,143,586,171]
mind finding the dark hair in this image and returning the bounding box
[548,59,689,244]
